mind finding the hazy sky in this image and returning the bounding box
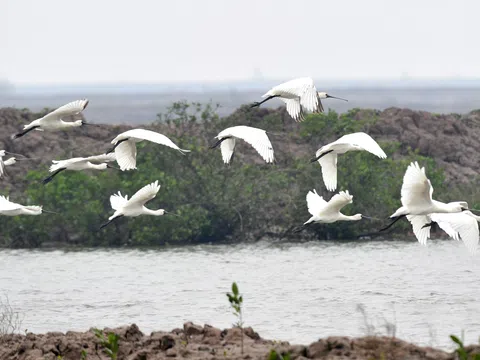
[3,0,479,84]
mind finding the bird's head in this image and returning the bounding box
[4,157,16,166]
[317,92,348,102]
[448,201,469,212]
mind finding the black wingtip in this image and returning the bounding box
[10,133,20,140]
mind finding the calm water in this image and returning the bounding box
[0,240,479,349]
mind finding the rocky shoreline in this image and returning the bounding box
[0,322,478,360]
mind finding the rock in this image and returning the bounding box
[166,347,177,357]
[183,322,204,336]
[160,335,176,351]
[307,339,329,358]
[202,324,223,345]
[244,327,260,340]
[0,323,462,360]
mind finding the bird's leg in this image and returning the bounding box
[310,149,334,163]
[292,222,314,233]
[379,214,407,232]
[250,95,280,108]
[106,138,128,154]
[106,164,121,171]
[11,126,40,140]
[209,136,231,149]
[99,215,124,230]
[42,168,66,185]
[421,222,434,229]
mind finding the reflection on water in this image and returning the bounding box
[0,239,479,349]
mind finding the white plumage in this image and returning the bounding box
[251,77,347,122]
[428,211,479,254]
[303,189,363,225]
[312,132,387,191]
[0,150,6,179]
[49,153,116,173]
[211,125,275,164]
[4,157,16,166]
[11,99,91,139]
[383,162,469,241]
[390,162,468,219]
[43,153,117,184]
[110,129,191,171]
[101,180,170,229]
[0,195,43,216]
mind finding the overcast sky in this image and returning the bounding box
[2,0,479,84]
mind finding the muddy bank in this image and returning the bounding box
[0,322,478,360]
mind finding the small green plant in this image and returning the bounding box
[450,334,480,360]
[268,349,291,360]
[80,349,88,360]
[226,282,244,354]
[93,328,119,360]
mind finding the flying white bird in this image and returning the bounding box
[311,132,387,191]
[42,153,117,184]
[107,129,190,171]
[100,180,177,229]
[0,195,45,216]
[11,99,96,139]
[210,125,275,164]
[421,211,479,254]
[251,77,348,122]
[294,189,371,232]
[381,161,468,232]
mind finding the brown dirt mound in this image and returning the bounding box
[0,322,478,360]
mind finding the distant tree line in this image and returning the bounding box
[0,102,467,248]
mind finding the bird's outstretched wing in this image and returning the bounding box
[401,162,433,211]
[0,195,23,211]
[49,157,85,172]
[326,190,353,213]
[331,132,387,159]
[220,138,236,164]
[127,180,161,207]
[280,98,305,122]
[42,99,89,122]
[318,152,338,191]
[112,129,190,154]
[85,153,116,164]
[406,215,431,246]
[114,141,137,171]
[0,150,6,179]
[221,126,275,163]
[110,192,129,211]
[306,189,327,216]
[48,157,85,172]
[430,212,479,254]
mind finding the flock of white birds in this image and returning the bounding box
[0,77,477,253]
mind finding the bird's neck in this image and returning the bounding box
[143,207,164,216]
[432,200,457,213]
[89,163,107,170]
[62,120,83,128]
[340,213,362,221]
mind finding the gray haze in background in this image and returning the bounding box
[3,0,480,123]
[3,0,479,83]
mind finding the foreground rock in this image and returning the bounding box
[0,323,478,360]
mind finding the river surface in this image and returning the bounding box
[0,240,479,349]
